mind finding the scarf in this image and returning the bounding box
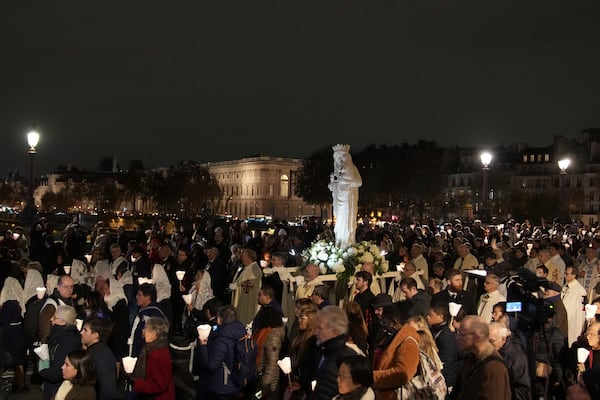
[54,380,73,400]
[131,338,169,380]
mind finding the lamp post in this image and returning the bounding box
[22,129,40,223]
[558,158,570,175]
[480,151,493,220]
[558,158,571,219]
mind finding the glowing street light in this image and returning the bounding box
[558,158,571,174]
[480,151,493,219]
[23,127,40,222]
[480,151,493,170]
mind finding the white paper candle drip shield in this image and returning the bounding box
[36,287,46,299]
[63,265,71,275]
[122,356,138,373]
[138,277,154,285]
[197,324,212,341]
[34,344,49,361]
[449,302,462,317]
[182,294,193,305]
[277,357,292,374]
[176,271,186,281]
[585,304,598,319]
[577,347,590,363]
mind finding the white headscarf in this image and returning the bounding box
[1,277,25,316]
[23,268,44,305]
[104,278,127,311]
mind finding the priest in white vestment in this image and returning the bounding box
[562,265,587,346]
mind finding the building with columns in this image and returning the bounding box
[204,156,317,222]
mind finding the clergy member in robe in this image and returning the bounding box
[562,265,587,346]
[232,248,262,326]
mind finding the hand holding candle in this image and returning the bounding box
[176,270,186,281]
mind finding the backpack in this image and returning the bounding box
[229,335,258,388]
[397,337,447,400]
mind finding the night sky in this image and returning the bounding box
[2,1,600,176]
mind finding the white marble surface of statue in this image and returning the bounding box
[328,144,362,249]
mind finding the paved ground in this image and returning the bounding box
[0,346,197,400]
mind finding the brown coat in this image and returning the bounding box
[453,350,511,400]
[259,326,286,394]
[373,324,421,400]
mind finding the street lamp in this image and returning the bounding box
[23,128,40,222]
[558,158,570,175]
[480,151,493,219]
[558,158,571,219]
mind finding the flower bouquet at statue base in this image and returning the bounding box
[301,240,388,283]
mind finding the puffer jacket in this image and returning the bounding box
[195,320,247,395]
[259,326,285,394]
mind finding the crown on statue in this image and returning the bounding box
[332,144,351,153]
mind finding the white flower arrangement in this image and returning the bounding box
[302,240,389,282]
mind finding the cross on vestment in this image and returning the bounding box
[242,280,254,294]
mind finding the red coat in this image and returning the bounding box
[133,346,175,400]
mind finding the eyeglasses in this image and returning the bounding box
[297,316,308,321]
[337,374,352,380]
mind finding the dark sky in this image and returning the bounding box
[2,1,600,176]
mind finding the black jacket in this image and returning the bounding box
[313,335,359,400]
[432,288,477,316]
[39,324,82,400]
[499,336,531,400]
[431,322,459,388]
[87,341,117,400]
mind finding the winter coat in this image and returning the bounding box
[39,324,82,400]
[86,341,117,400]
[196,320,247,395]
[313,335,359,400]
[430,321,459,388]
[133,345,175,400]
[259,326,285,394]
[373,324,421,400]
[499,336,531,400]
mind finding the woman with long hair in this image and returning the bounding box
[406,314,443,371]
[287,298,317,341]
[54,350,96,400]
[287,307,319,398]
[344,301,369,356]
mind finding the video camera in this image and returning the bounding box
[505,267,556,332]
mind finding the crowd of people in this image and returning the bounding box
[0,215,600,399]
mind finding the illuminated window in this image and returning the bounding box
[280,175,289,197]
[523,155,527,162]
[544,154,549,161]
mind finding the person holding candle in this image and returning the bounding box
[128,317,174,400]
[39,305,82,400]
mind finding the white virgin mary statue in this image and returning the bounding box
[328,144,362,249]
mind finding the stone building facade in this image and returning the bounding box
[204,156,316,222]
